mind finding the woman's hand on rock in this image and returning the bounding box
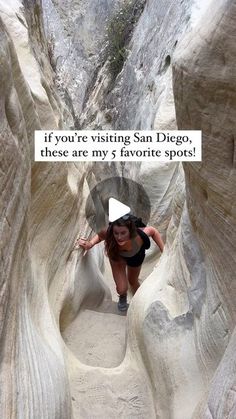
[74,238,92,250]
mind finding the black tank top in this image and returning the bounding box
[119,228,150,257]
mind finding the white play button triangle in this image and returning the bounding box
[108,198,130,222]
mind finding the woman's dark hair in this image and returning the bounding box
[105,217,137,261]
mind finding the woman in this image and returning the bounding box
[76,216,164,311]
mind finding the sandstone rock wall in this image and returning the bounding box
[173,1,236,416]
[41,0,130,122]
[0,2,72,417]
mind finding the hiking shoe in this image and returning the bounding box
[118,294,128,312]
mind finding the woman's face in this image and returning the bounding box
[113,225,130,245]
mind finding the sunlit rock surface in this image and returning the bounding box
[41,0,127,122]
[0,0,235,418]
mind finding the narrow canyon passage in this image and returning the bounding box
[62,261,127,368]
[60,253,159,418]
[1,1,236,418]
[62,253,158,368]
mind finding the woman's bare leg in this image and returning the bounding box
[109,259,128,296]
[127,265,142,295]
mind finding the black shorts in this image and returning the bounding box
[121,246,146,267]
[120,229,151,267]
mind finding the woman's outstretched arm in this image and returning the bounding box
[75,229,106,250]
[143,226,164,252]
